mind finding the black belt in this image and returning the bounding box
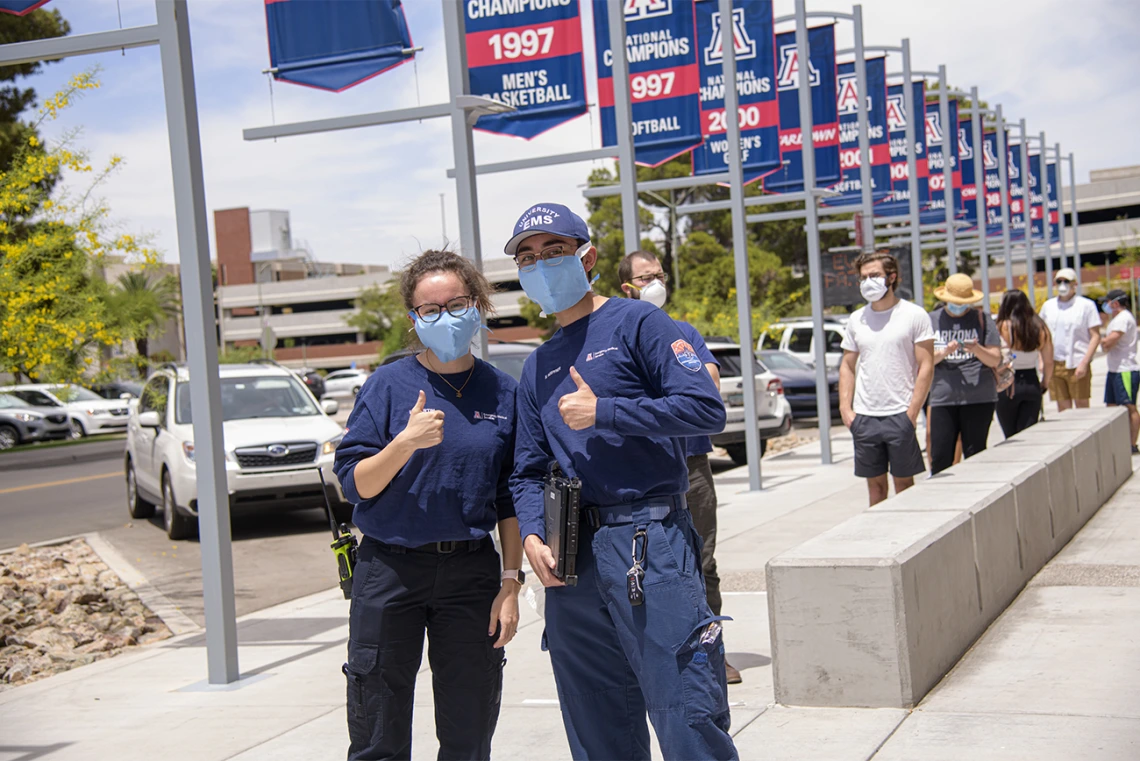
[375,537,486,555]
[584,494,686,528]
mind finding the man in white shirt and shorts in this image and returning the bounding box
[839,251,936,506]
[1039,267,1102,411]
[1101,289,1140,454]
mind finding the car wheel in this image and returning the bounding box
[0,424,18,450]
[69,419,86,440]
[162,471,197,540]
[126,458,155,519]
[724,444,747,465]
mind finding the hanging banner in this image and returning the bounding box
[763,24,839,192]
[1028,152,1047,241]
[982,130,1003,237]
[958,115,978,225]
[1046,161,1060,242]
[594,0,703,167]
[0,0,49,14]
[924,98,962,218]
[878,80,931,219]
[691,0,779,181]
[1008,141,1027,241]
[465,0,587,139]
[264,0,415,92]
[821,56,890,207]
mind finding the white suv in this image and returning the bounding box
[124,361,350,539]
[6,383,130,438]
[758,318,848,370]
[705,341,793,465]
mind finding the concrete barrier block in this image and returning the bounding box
[924,459,1039,485]
[767,511,977,708]
[1042,447,1081,552]
[1070,429,1104,515]
[1098,409,1134,495]
[1010,464,1056,578]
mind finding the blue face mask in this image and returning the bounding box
[946,303,972,317]
[518,246,592,315]
[413,307,482,364]
[1103,301,1116,315]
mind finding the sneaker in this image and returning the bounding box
[725,661,743,685]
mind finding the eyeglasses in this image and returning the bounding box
[630,271,668,286]
[514,245,576,272]
[409,295,475,323]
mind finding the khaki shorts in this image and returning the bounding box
[1050,360,1092,402]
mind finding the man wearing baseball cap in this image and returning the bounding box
[1039,268,1102,411]
[506,203,738,760]
[1100,289,1140,453]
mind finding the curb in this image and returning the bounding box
[0,438,125,472]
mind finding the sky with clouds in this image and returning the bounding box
[21,0,1140,270]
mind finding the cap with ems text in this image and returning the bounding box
[504,203,590,257]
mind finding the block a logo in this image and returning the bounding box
[925,112,943,145]
[983,138,998,170]
[1007,150,1019,179]
[836,73,865,115]
[958,128,973,160]
[625,0,671,21]
[886,93,906,131]
[776,43,820,91]
[703,9,757,66]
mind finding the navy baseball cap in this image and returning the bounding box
[504,203,590,256]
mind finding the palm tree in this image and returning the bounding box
[111,271,181,377]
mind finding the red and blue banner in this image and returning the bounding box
[924,98,962,218]
[594,0,704,167]
[1046,161,1060,242]
[691,0,779,181]
[1027,152,1057,242]
[958,115,978,225]
[879,80,930,219]
[264,0,414,92]
[821,56,890,207]
[465,0,588,139]
[764,24,839,193]
[0,0,49,15]
[982,130,1004,237]
[1007,142,1027,241]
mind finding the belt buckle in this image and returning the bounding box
[437,541,457,554]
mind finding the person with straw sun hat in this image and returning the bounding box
[928,273,1002,475]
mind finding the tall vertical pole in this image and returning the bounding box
[996,105,1013,290]
[1018,119,1034,307]
[720,0,760,489]
[852,5,873,254]
[970,87,988,306]
[441,0,488,360]
[157,0,238,684]
[607,0,640,254]
[1040,131,1053,299]
[1069,152,1082,288]
[795,0,831,465]
[1054,143,1067,271]
[939,65,956,274]
[902,39,922,303]
[439,192,447,240]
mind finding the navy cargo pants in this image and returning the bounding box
[544,499,738,761]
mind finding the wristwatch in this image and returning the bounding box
[501,569,525,585]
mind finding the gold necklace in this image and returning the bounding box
[427,356,476,398]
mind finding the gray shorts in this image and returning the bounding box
[851,412,926,479]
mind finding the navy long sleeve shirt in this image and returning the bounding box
[510,298,727,542]
[333,356,517,547]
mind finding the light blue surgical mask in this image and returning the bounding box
[518,245,592,315]
[413,307,482,364]
[1103,300,1116,316]
[946,303,972,317]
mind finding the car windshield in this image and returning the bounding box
[48,385,103,403]
[0,393,25,409]
[710,349,764,378]
[175,376,320,424]
[761,352,812,371]
[116,381,143,396]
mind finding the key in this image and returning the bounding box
[628,529,647,607]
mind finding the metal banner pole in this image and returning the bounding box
[441,0,489,360]
[939,65,956,275]
[1069,152,1082,288]
[607,1,640,253]
[996,105,1013,291]
[902,40,923,303]
[1039,131,1053,299]
[1054,142,1067,270]
[156,0,238,684]
[1019,119,1034,307]
[970,86,988,306]
[719,0,761,489]
[795,0,832,465]
[852,5,873,254]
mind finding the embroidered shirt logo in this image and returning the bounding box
[474,411,508,421]
[544,366,563,380]
[671,339,702,372]
[586,346,619,362]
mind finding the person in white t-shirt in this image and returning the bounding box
[840,251,935,506]
[1038,267,1102,411]
[1100,289,1140,454]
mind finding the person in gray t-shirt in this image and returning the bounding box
[928,274,1002,475]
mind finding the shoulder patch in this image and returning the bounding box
[671,339,702,372]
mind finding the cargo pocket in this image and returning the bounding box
[343,640,396,751]
[674,615,732,728]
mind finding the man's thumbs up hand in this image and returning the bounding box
[558,367,598,430]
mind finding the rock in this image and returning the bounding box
[88,613,114,632]
[78,563,102,581]
[72,586,103,606]
[45,589,72,615]
[96,570,119,591]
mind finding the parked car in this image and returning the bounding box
[0,393,71,449]
[322,368,370,397]
[90,380,144,400]
[705,341,793,465]
[758,317,848,370]
[124,362,350,539]
[758,350,841,420]
[293,368,326,400]
[6,384,130,439]
[380,341,537,381]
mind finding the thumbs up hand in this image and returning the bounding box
[558,367,598,430]
[398,390,444,450]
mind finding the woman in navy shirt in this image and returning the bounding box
[334,250,522,761]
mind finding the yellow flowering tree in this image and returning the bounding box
[0,71,158,382]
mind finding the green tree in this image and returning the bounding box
[345,280,413,360]
[0,6,70,175]
[108,270,181,377]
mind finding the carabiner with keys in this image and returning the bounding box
[627,528,647,607]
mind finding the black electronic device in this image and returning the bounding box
[317,467,358,600]
[543,467,582,586]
